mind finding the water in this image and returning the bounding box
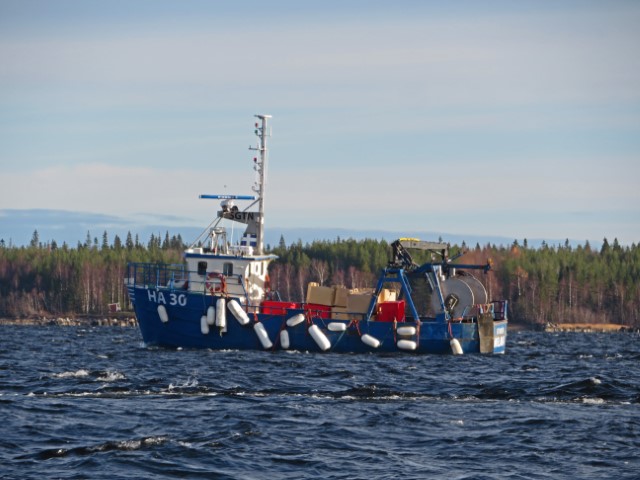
[1,326,638,480]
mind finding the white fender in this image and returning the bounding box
[215,298,226,329]
[361,333,380,348]
[253,322,273,349]
[157,305,169,323]
[396,326,416,336]
[328,322,347,332]
[280,330,290,349]
[200,315,210,335]
[227,299,250,326]
[397,339,417,351]
[308,324,331,351]
[450,338,463,355]
[206,306,215,326]
[286,313,305,327]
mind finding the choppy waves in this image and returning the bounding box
[1,326,639,479]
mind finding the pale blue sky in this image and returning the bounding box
[1,0,639,245]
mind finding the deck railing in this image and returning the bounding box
[126,263,188,290]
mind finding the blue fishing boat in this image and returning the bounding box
[126,115,508,354]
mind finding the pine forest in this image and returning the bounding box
[0,230,638,328]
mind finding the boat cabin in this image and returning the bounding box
[184,226,276,306]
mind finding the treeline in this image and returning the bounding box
[268,237,639,327]
[1,231,638,327]
[0,230,185,317]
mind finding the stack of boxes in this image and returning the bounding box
[304,283,334,319]
[305,283,403,322]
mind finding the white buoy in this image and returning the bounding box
[253,322,273,349]
[157,305,169,323]
[450,338,463,355]
[215,298,226,329]
[227,299,250,326]
[361,333,380,348]
[280,330,290,349]
[328,322,347,332]
[206,306,215,326]
[308,324,331,351]
[396,326,416,336]
[286,313,305,327]
[200,315,210,335]
[397,339,417,351]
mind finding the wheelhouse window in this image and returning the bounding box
[223,262,233,276]
[197,261,207,276]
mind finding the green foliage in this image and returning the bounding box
[0,233,185,317]
[1,233,638,327]
[267,237,639,326]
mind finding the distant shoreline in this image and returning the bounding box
[0,317,636,332]
[0,316,137,327]
[544,323,636,333]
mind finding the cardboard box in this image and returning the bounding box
[350,287,374,295]
[347,293,374,313]
[378,288,397,303]
[333,286,349,307]
[331,306,350,321]
[306,284,335,306]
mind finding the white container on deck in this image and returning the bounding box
[308,324,331,351]
[280,330,290,349]
[397,339,417,351]
[216,298,226,329]
[200,315,210,335]
[328,322,347,332]
[450,338,463,355]
[206,306,215,326]
[157,305,169,323]
[361,334,380,348]
[253,322,273,349]
[286,314,305,327]
[228,299,250,326]
[396,326,416,336]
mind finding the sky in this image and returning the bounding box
[1,0,639,247]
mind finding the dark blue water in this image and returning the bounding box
[1,326,638,480]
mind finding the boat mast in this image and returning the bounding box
[250,114,271,255]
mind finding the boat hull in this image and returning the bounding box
[128,286,507,354]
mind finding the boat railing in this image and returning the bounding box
[126,263,188,290]
[127,262,250,302]
[457,301,508,322]
[188,272,246,297]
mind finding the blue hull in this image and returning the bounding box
[130,286,507,354]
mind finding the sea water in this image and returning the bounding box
[0,325,638,479]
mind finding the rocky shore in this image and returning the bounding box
[544,322,638,333]
[0,316,137,327]
[1,317,636,332]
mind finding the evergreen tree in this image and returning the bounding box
[0,234,638,326]
[126,231,134,250]
[30,230,40,248]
